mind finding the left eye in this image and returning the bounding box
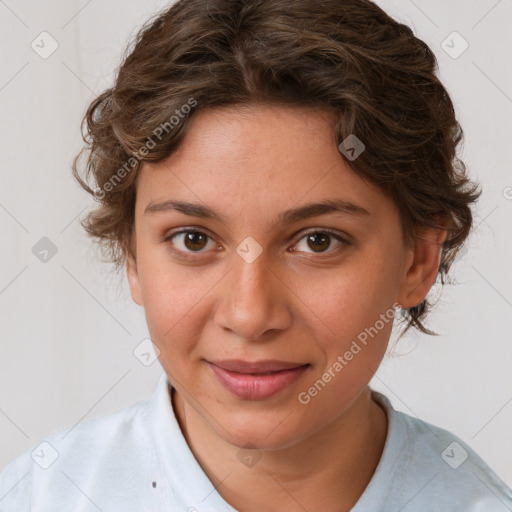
[292,231,347,254]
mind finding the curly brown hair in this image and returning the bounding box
[72,0,480,334]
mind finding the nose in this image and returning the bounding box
[213,248,293,341]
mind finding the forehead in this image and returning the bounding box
[162,103,339,176]
[135,104,397,227]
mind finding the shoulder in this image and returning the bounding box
[0,396,153,509]
[367,391,512,511]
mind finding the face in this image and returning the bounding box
[127,104,437,450]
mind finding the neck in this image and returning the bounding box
[172,387,387,512]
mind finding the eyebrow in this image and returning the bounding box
[144,198,370,227]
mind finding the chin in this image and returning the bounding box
[212,409,311,451]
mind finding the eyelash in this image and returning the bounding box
[163,228,351,259]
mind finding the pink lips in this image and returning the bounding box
[207,359,309,400]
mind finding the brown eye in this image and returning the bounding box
[306,233,331,252]
[167,230,216,253]
[293,230,347,254]
[183,231,208,251]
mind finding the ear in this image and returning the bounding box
[126,250,143,306]
[397,225,448,309]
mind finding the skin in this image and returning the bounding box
[127,104,446,512]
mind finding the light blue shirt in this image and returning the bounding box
[1,372,511,511]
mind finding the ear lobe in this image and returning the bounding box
[126,251,143,306]
[397,226,448,309]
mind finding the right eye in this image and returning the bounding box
[164,229,219,256]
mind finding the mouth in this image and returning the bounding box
[207,359,310,400]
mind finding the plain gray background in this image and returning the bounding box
[1,0,511,486]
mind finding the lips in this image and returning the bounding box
[207,359,309,400]
[209,359,307,373]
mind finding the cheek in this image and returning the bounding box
[293,262,397,428]
[136,249,221,355]
[294,249,402,352]
[301,279,394,398]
